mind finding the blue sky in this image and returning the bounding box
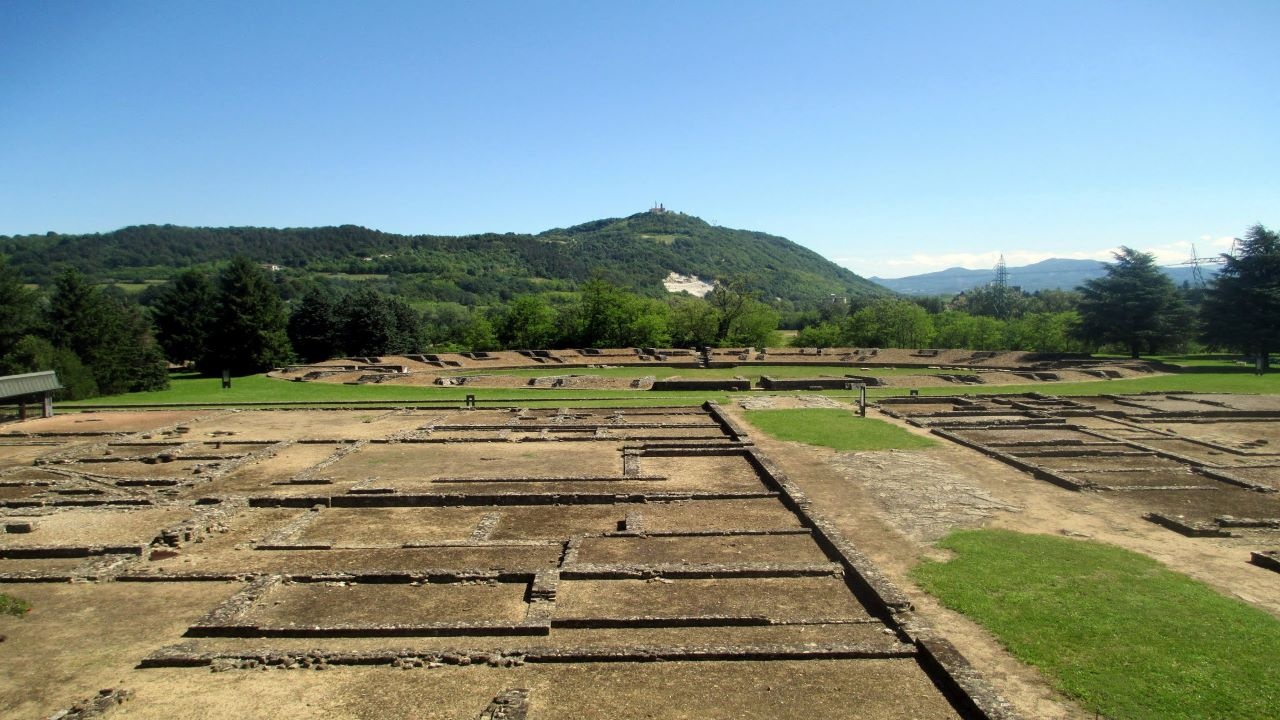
[1,1,1276,278]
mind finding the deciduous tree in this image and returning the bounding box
[495,295,558,349]
[842,299,934,348]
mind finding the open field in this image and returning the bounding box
[55,365,1280,410]
[61,373,733,408]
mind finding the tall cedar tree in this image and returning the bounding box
[202,257,290,375]
[152,269,216,365]
[1076,247,1192,358]
[1201,224,1280,371]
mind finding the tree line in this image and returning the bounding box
[791,224,1279,368]
[149,266,785,367]
[0,260,168,398]
[1,224,1276,401]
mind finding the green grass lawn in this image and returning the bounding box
[911,529,1280,720]
[60,360,1280,410]
[742,409,936,451]
[0,593,30,617]
[62,373,731,408]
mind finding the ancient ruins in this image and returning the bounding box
[880,392,1280,561]
[0,404,1011,719]
[272,347,1159,391]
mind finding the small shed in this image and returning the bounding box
[0,370,63,421]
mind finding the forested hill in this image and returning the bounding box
[0,211,886,309]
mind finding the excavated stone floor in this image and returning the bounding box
[880,393,1280,548]
[0,405,1009,719]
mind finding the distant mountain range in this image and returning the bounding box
[870,258,1217,295]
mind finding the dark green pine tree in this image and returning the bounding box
[46,270,168,395]
[0,254,42,361]
[47,269,107,363]
[89,288,170,394]
[202,256,291,375]
[387,296,423,354]
[1201,224,1280,372]
[151,269,216,366]
[342,286,397,357]
[341,286,422,357]
[1075,247,1193,358]
[287,284,348,362]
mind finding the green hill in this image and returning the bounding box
[0,210,886,310]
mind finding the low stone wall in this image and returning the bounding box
[758,376,883,390]
[650,379,750,392]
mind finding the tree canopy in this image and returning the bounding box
[1076,247,1192,358]
[201,257,291,375]
[1201,224,1280,371]
[151,269,215,366]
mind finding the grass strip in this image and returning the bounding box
[62,373,728,408]
[911,529,1280,720]
[61,362,1280,409]
[742,409,936,451]
[0,593,30,617]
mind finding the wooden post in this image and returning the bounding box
[42,391,53,418]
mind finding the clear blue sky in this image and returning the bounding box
[1,1,1276,277]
